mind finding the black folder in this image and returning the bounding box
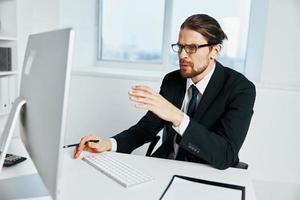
[160,175,245,200]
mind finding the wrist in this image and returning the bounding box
[172,110,184,127]
[106,139,112,151]
[101,139,112,151]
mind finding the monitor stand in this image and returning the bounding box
[0,97,26,171]
[0,97,50,199]
[0,174,49,200]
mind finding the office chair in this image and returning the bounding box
[145,135,160,157]
[146,135,248,170]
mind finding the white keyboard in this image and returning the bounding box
[82,153,154,188]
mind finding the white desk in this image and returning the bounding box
[1,137,256,200]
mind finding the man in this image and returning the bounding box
[74,14,256,170]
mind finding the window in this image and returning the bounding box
[97,0,252,74]
[98,0,165,63]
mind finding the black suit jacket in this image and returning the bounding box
[112,61,256,169]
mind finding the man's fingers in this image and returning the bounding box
[132,85,156,95]
[129,95,154,105]
[73,143,98,159]
[77,135,96,151]
[73,148,81,159]
[87,141,100,149]
[73,136,107,159]
[78,136,89,150]
[129,85,161,106]
[129,90,155,100]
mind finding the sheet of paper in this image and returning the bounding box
[161,176,242,200]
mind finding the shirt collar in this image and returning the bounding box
[186,63,216,95]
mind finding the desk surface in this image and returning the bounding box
[1,137,256,200]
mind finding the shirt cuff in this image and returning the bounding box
[109,138,117,152]
[172,113,190,136]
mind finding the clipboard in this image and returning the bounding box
[159,175,245,200]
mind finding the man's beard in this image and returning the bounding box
[179,59,209,78]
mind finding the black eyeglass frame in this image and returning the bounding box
[171,43,218,54]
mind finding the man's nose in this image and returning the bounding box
[178,48,188,59]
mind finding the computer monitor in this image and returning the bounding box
[18,28,74,199]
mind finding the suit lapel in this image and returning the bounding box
[193,62,226,120]
[172,73,186,109]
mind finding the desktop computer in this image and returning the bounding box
[0,28,74,200]
[19,28,74,199]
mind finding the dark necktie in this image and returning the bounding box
[186,85,199,117]
[175,85,199,160]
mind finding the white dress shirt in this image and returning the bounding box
[110,64,216,153]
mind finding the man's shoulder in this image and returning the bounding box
[164,69,181,79]
[219,63,255,89]
[162,70,184,84]
[217,64,256,98]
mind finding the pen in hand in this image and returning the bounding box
[63,139,100,148]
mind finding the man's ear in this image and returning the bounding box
[210,44,222,60]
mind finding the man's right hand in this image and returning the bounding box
[73,135,112,159]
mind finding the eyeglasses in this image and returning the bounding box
[171,43,215,54]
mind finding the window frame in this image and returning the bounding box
[96,0,173,71]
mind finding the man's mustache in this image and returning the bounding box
[179,59,193,66]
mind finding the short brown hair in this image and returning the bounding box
[181,14,228,44]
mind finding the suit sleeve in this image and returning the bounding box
[179,79,256,169]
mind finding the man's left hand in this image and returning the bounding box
[129,85,184,127]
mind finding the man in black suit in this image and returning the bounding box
[74,14,255,170]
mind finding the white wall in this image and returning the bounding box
[238,0,300,186]
[17,0,60,73]
[240,87,300,183]
[260,0,300,87]
[0,0,60,136]
[65,73,162,154]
